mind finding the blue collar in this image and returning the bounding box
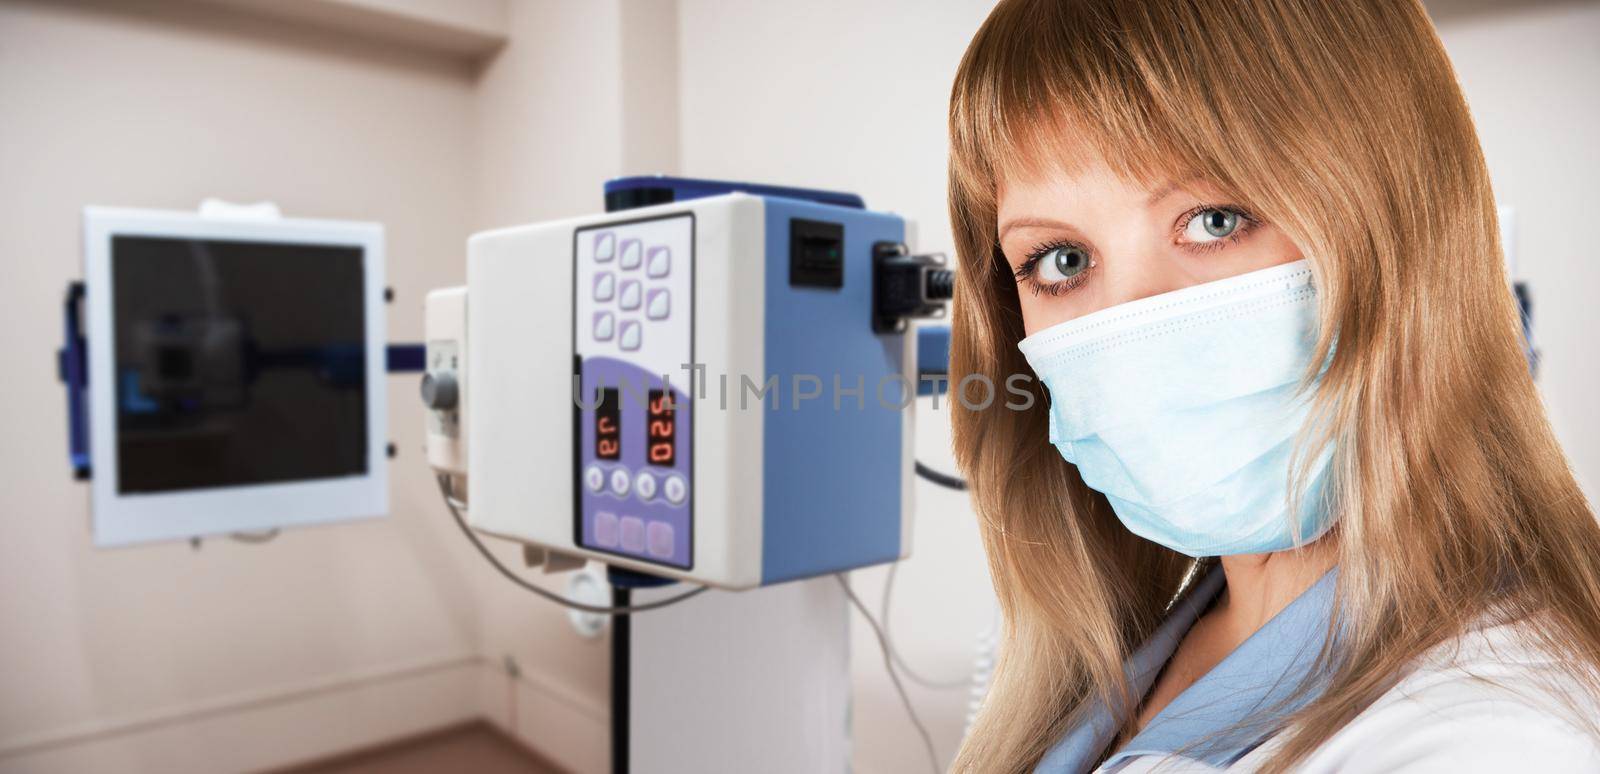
[1036,564,1339,772]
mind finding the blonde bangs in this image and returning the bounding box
[948,0,1198,219]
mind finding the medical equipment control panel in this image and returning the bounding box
[442,188,918,589]
[574,214,694,568]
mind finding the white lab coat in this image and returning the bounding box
[1110,614,1600,773]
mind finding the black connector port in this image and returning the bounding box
[872,242,953,333]
[790,218,844,289]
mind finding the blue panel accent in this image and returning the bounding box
[118,370,159,414]
[386,343,426,372]
[761,197,906,584]
[1514,281,1537,375]
[916,325,951,396]
[60,282,90,479]
[606,176,866,210]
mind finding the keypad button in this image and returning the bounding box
[585,465,605,492]
[663,475,687,505]
[619,321,641,351]
[619,239,642,270]
[619,280,641,310]
[620,516,646,553]
[646,289,670,320]
[594,232,615,262]
[646,246,670,278]
[593,272,615,301]
[634,471,657,500]
[594,512,619,547]
[593,311,615,341]
[610,468,631,497]
[646,521,674,559]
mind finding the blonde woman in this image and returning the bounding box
[946,0,1600,771]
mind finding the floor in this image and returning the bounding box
[273,722,565,774]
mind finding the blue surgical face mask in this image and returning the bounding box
[1016,259,1335,557]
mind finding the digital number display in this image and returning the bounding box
[646,389,675,467]
[595,387,621,460]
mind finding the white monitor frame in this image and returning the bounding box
[83,206,388,547]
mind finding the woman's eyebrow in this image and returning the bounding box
[1000,178,1204,238]
[997,216,1073,241]
[1145,176,1202,207]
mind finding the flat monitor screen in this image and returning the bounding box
[111,236,369,494]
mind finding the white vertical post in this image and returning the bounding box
[630,578,851,774]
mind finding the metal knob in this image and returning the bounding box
[421,370,458,410]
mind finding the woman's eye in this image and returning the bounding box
[1035,244,1092,283]
[1182,208,1240,242]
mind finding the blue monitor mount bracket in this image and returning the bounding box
[59,282,90,480]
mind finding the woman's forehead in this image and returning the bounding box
[994,129,1187,201]
[993,125,1103,183]
[996,163,1195,222]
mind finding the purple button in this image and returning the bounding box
[646,289,670,320]
[593,232,615,262]
[593,272,615,301]
[619,279,641,310]
[595,512,619,548]
[620,516,646,553]
[646,521,674,559]
[619,239,642,270]
[619,320,641,351]
[646,246,671,278]
[593,311,614,341]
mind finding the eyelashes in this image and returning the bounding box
[1014,240,1093,296]
[1011,204,1260,296]
[1173,204,1258,253]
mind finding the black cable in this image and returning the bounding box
[915,460,968,491]
[437,474,709,615]
[837,574,942,774]
[881,562,973,690]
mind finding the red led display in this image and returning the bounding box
[646,389,675,467]
[595,387,620,460]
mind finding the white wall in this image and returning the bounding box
[0,0,484,771]
[0,0,675,770]
[1429,0,1600,502]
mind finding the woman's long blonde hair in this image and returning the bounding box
[947,0,1600,771]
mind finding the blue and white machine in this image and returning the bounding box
[424,179,947,589]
